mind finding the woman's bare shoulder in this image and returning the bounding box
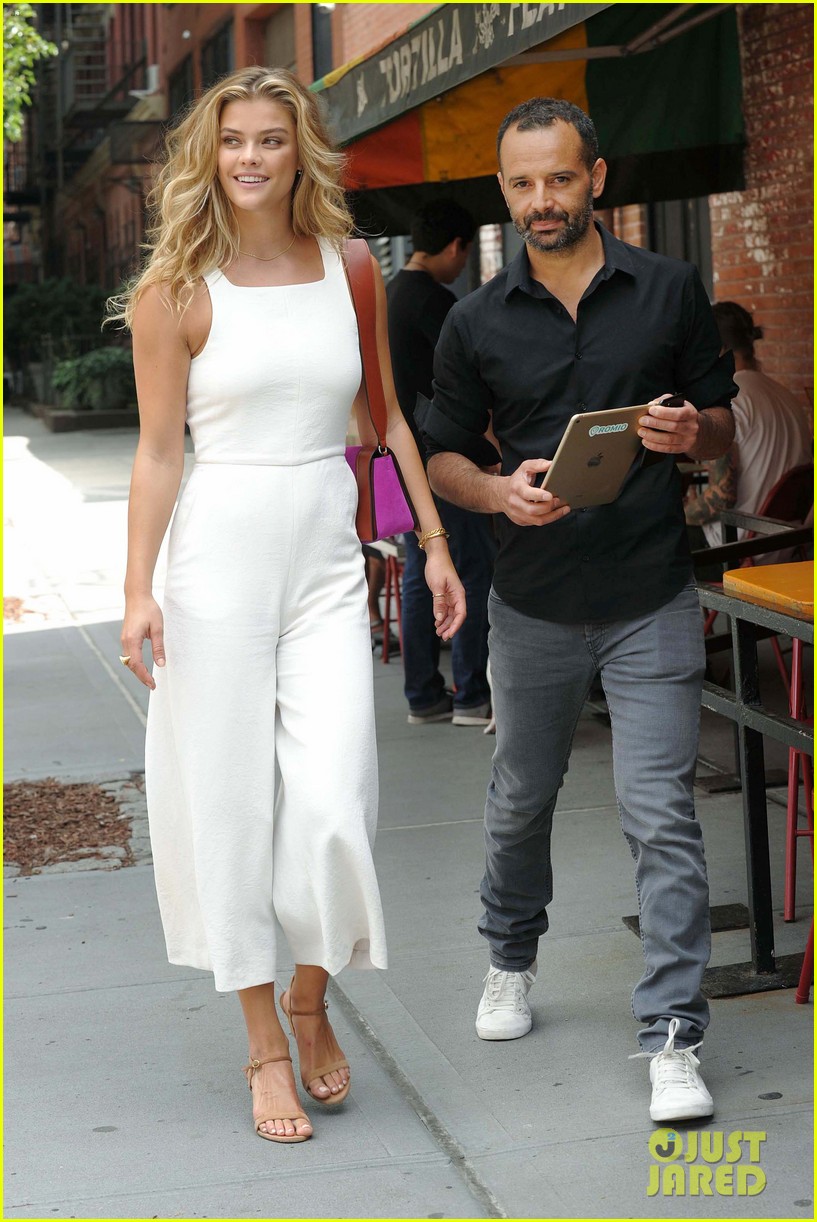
[133,279,209,349]
[133,282,182,331]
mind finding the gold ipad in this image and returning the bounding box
[540,404,653,509]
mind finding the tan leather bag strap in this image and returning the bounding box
[344,237,388,448]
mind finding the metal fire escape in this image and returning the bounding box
[49,3,148,187]
[4,4,161,281]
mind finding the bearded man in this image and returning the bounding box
[421,98,737,1124]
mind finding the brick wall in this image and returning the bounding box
[710,3,813,398]
[333,4,437,65]
[595,205,648,249]
[294,4,313,82]
[159,4,233,89]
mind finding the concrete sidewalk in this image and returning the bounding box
[4,409,813,1219]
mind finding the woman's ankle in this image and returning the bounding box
[291,967,329,1011]
[247,1039,290,1062]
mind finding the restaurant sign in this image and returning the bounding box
[315,3,611,144]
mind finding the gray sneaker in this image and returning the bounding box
[452,701,492,726]
[407,694,453,725]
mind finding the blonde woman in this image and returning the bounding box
[113,67,465,1144]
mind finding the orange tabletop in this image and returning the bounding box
[722,561,814,622]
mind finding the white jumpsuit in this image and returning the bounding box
[145,238,388,992]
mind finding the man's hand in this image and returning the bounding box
[497,458,571,527]
[638,396,699,455]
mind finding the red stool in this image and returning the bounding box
[381,550,404,665]
[795,919,813,1004]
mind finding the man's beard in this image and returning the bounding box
[514,186,595,253]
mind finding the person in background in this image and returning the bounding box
[387,200,497,726]
[685,301,812,551]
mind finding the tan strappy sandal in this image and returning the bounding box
[242,1053,312,1142]
[280,976,351,1107]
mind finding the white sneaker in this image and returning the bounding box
[452,701,492,727]
[631,1018,714,1122]
[475,961,537,1040]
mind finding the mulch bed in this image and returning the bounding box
[4,596,26,622]
[3,778,134,875]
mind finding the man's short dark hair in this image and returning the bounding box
[410,199,476,255]
[712,301,763,359]
[496,97,599,171]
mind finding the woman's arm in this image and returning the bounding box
[121,285,192,687]
[358,255,466,640]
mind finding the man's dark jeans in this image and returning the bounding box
[402,500,496,711]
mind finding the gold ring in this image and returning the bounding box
[432,595,446,600]
[119,655,131,667]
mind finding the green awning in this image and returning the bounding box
[312,3,610,143]
[315,4,745,235]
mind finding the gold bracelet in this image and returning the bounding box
[417,527,450,551]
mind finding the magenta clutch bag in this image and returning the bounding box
[342,240,419,544]
[345,445,418,543]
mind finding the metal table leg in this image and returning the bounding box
[732,614,776,974]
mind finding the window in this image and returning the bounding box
[201,22,234,92]
[311,4,333,81]
[264,7,296,74]
[647,198,713,297]
[168,56,193,121]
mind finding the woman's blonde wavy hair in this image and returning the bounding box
[107,66,353,329]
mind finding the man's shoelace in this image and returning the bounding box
[651,1049,702,1088]
[629,1015,703,1071]
[482,969,532,1008]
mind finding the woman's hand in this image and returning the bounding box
[422,545,467,640]
[121,595,165,690]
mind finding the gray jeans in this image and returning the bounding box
[481,583,710,1051]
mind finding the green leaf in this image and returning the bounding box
[4,3,58,143]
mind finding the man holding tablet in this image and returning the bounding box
[422,98,736,1124]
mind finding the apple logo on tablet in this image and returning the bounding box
[587,452,603,467]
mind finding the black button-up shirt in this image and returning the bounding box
[421,225,737,623]
[386,269,456,454]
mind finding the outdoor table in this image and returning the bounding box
[678,460,709,492]
[697,561,813,992]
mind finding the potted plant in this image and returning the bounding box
[50,356,85,408]
[4,278,110,402]
[51,347,136,411]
